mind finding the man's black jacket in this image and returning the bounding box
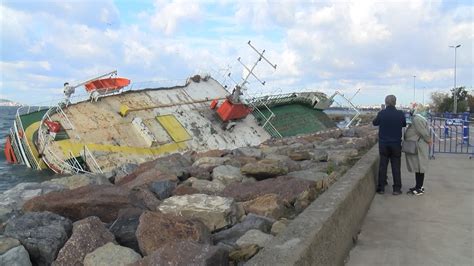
[372,106,407,145]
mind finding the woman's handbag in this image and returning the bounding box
[402,140,417,154]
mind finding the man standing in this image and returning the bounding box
[373,95,407,195]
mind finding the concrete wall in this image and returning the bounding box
[247,144,379,266]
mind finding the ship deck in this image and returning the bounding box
[45,77,271,172]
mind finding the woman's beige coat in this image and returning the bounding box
[404,114,431,173]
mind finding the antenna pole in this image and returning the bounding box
[230,41,277,103]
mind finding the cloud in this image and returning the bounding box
[150,0,201,35]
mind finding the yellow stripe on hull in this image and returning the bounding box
[24,121,48,170]
[55,139,187,158]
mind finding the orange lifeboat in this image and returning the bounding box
[4,135,17,163]
[84,77,130,93]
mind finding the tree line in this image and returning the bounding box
[430,87,474,113]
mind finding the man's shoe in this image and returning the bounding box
[376,189,385,195]
[392,190,402,195]
[408,187,424,194]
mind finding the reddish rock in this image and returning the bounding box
[22,185,135,222]
[243,194,287,219]
[240,159,288,180]
[129,187,161,210]
[188,166,212,180]
[136,211,210,256]
[53,216,115,266]
[133,240,228,266]
[221,176,317,205]
[172,184,199,196]
[119,170,177,189]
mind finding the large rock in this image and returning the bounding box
[136,211,210,256]
[188,166,211,180]
[44,174,111,190]
[141,153,192,180]
[187,178,226,194]
[310,150,329,162]
[212,165,244,185]
[119,170,178,190]
[83,242,141,266]
[243,194,287,219]
[158,194,241,231]
[271,218,290,235]
[4,211,72,266]
[0,236,20,255]
[192,157,230,168]
[327,148,359,165]
[287,168,329,184]
[53,216,115,266]
[211,214,274,245]
[22,185,135,223]
[149,180,176,200]
[235,229,274,248]
[288,151,311,161]
[0,182,66,210]
[229,244,260,262]
[264,154,301,172]
[0,245,31,266]
[129,187,161,210]
[240,159,288,180]
[108,208,143,254]
[172,184,199,196]
[134,240,228,266]
[221,175,317,205]
[232,147,263,158]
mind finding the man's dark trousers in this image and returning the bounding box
[378,143,402,192]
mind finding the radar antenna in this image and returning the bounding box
[230,41,277,103]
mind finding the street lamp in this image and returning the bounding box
[449,44,461,113]
[413,75,416,103]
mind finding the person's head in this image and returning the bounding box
[414,104,429,118]
[384,95,397,107]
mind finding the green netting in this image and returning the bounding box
[258,104,335,137]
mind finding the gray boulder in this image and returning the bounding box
[0,182,66,210]
[187,178,226,194]
[108,208,143,254]
[212,214,274,245]
[4,211,72,266]
[240,159,288,180]
[135,240,228,266]
[287,168,328,183]
[149,180,176,200]
[212,165,244,186]
[83,242,141,266]
[232,147,263,158]
[0,245,32,266]
[235,229,274,248]
[0,236,20,255]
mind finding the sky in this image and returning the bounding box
[0,0,473,106]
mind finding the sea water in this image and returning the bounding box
[0,106,56,193]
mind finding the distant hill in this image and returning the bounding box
[0,99,22,106]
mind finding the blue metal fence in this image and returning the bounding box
[429,113,473,159]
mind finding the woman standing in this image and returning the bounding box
[405,105,432,195]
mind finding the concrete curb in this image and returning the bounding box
[246,144,379,266]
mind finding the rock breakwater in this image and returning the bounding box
[0,125,377,265]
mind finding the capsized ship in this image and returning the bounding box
[4,43,338,174]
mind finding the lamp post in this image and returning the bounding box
[449,44,461,113]
[413,75,416,103]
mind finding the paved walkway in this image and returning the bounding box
[347,153,474,266]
